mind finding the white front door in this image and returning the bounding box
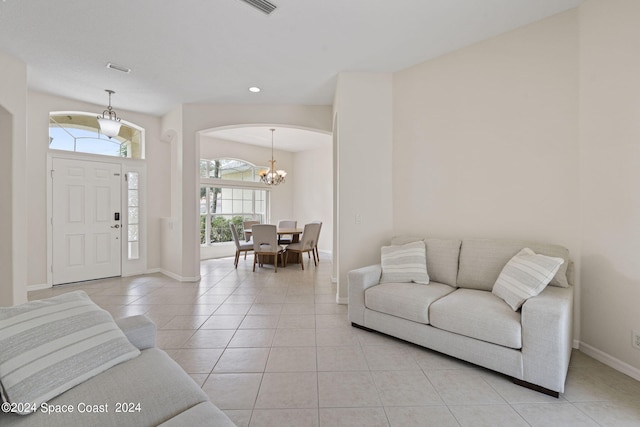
[51,158,122,284]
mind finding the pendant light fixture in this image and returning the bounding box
[259,128,287,185]
[97,89,122,138]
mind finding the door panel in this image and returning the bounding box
[52,158,121,284]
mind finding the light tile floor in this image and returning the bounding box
[30,254,640,427]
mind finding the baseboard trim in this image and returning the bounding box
[27,283,51,292]
[158,269,201,282]
[578,341,640,382]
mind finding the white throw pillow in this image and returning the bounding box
[380,240,429,285]
[0,291,140,414]
[492,248,564,311]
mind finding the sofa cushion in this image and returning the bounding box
[365,282,455,324]
[0,291,140,414]
[115,315,157,350]
[380,241,429,285]
[492,248,564,311]
[0,348,212,427]
[425,238,461,287]
[429,289,522,349]
[457,239,570,291]
[391,237,461,288]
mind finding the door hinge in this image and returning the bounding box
[50,264,53,273]
[125,173,128,182]
[50,169,54,178]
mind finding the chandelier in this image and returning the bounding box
[97,89,122,138]
[259,128,287,185]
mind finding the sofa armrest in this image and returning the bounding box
[348,264,382,326]
[521,285,573,393]
[115,315,157,350]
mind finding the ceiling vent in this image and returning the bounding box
[240,0,277,15]
[106,63,131,74]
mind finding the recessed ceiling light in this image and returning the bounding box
[249,86,261,93]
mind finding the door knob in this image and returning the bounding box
[111,224,120,229]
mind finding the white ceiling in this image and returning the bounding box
[0,0,582,119]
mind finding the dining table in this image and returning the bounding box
[276,227,303,244]
[245,226,303,242]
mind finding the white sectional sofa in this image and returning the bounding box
[348,237,574,397]
[0,291,236,427]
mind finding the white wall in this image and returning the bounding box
[334,73,394,302]
[25,91,169,286]
[393,10,580,246]
[0,105,11,296]
[292,145,333,253]
[578,0,640,373]
[0,51,27,306]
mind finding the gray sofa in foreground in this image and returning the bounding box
[348,237,574,397]
[1,312,236,427]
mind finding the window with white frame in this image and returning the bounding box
[127,172,140,260]
[199,159,268,245]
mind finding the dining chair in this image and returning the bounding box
[252,224,286,272]
[230,223,253,269]
[277,219,297,245]
[242,220,260,242]
[285,222,321,270]
[310,220,322,264]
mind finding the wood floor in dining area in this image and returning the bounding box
[29,253,640,427]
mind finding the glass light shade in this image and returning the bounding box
[98,117,122,138]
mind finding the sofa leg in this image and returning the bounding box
[351,322,377,333]
[512,378,559,398]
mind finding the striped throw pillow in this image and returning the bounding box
[0,291,140,414]
[380,240,430,285]
[492,248,564,311]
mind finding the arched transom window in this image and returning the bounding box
[49,112,144,159]
[199,158,266,181]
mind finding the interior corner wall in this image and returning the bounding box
[334,72,393,303]
[392,10,581,332]
[0,51,27,306]
[578,0,640,373]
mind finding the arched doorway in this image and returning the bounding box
[198,125,333,262]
